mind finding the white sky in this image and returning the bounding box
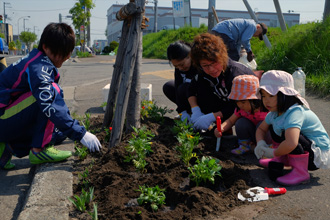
[1,0,326,44]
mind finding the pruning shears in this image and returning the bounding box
[216,116,222,151]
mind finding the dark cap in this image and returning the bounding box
[258,23,268,40]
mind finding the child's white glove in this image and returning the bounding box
[80,131,102,152]
[193,113,215,130]
[254,140,274,159]
[190,106,204,124]
[180,110,191,123]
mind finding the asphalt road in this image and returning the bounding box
[1,54,330,220]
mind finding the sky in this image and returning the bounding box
[1,0,326,44]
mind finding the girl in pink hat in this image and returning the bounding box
[255,70,330,186]
[214,75,268,154]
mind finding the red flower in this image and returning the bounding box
[142,106,145,110]
[109,127,112,131]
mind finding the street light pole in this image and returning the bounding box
[23,18,28,32]
[17,16,30,36]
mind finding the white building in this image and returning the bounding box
[106,4,300,43]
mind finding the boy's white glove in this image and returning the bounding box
[254,140,274,159]
[190,106,204,124]
[193,113,216,130]
[80,131,102,152]
[180,110,191,123]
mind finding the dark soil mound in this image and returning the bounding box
[70,116,262,220]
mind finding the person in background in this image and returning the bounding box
[163,40,198,122]
[211,18,267,62]
[254,70,330,185]
[214,75,268,155]
[0,23,101,170]
[188,33,256,132]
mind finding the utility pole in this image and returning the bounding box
[273,0,287,31]
[59,13,62,23]
[242,0,271,49]
[324,0,330,20]
[87,7,91,47]
[208,0,216,31]
[154,0,158,32]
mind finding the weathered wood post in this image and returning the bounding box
[104,0,146,148]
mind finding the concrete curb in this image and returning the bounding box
[17,141,75,220]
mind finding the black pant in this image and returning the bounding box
[269,125,318,170]
[162,80,191,113]
[211,31,240,61]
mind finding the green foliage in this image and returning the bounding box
[81,112,91,131]
[0,33,4,38]
[102,45,111,54]
[142,25,207,59]
[69,0,95,43]
[75,144,89,160]
[15,39,22,51]
[104,126,112,143]
[88,203,98,220]
[19,31,37,49]
[172,118,194,135]
[78,165,93,189]
[136,185,166,211]
[124,126,155,172]
[175,129,200,165]
[140,100,173,122]
[109,41,119,52]
[77,50,92,57]
[188,156,222,186]
[252,17,330,96]
[68,187,94,212]
[9,41,16,50]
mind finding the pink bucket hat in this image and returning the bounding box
[228,75,259,100]
[257,70,309,108]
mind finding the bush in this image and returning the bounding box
[109,41,119,52]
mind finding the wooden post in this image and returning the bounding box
[109,0,145,148]
[212,6,219,23]
[324,0,330,20]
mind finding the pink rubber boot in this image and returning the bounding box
[259,155,289,167]
[276,151,310,186]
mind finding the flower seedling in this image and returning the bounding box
[140,100,173,122]
[124,126,154,172]
[136,185,166,211]
[176,130,200,165]
[75,144,89,160]
[88,203,98,220]
[188,156,222,186]
[81,112,91,131]
[104,127,112,143]
[172,118,194,135]
[68,187,94,212]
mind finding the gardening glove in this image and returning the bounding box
[80,131,102,152]
[247,51,254,62]
[190,106,205,124]
[193,113,216,131]
[254,140,274,159]
[180,110,191,123]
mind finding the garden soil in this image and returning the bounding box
[69,115,271,220]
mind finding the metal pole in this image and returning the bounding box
[208,0,216,31]
[242,0,272,49]
[189,0,192,26]
[154,0,158,32]
[87,7,90,47]
[273,0,287,31]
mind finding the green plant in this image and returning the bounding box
[109,40,119,51]
[9,41,16,50]
[175,130,200,165]
[172,118,194,134]
[88,203,98,220]
[136,185,166,211]
[124,126,154,172]
[81,112,91,131]
[78,165,93,189]
[75,144,89,160]
[140,100,173,122]
[188,156,222,186]
[68,187,94,212]
[104,126,112,143]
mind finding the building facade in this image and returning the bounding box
[106,4,300,43]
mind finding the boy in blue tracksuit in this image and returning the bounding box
[0,23,101,169]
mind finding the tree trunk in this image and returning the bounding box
[109,0,145,148]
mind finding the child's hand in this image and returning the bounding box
[214,128,222,138]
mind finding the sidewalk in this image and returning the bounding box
[2,55,330,219]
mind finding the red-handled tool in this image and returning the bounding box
[238,186,287,202]
[216,116,222,151]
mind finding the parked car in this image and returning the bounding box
[0,38,9,55]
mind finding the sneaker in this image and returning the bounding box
[4,159,15,169]
[231,145,251,155]
[0,142,15,170]
[29,146,72,164]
